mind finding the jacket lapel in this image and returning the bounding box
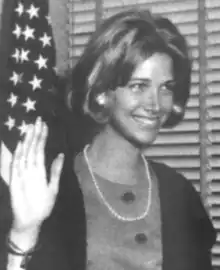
[151,161,191,270]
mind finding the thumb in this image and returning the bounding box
[49,153,64,196]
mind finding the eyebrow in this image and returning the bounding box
[129,77,175,84]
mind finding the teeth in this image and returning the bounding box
[133,116,157,125]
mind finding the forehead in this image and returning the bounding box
[131,53,174,81]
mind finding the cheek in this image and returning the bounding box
[114,91,139,111]
[160,96,173,125]
[160,95,173,112]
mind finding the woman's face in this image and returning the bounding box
[106,52,175,147]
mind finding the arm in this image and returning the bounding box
[187,181,216,270]
[0,118,64,270]
[6,228,39,270]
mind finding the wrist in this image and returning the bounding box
[9,227,40,251]
[7,229,41,270]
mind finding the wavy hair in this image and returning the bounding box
[66,9,192,141]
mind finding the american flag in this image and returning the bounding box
[0,0,59,185]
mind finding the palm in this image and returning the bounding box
[9,118,64,233]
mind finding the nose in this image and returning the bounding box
[142,87,160,111]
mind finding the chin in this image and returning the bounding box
[109,118,159,148]
[126,132,158,149]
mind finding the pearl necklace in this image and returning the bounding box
[83,145,152,222]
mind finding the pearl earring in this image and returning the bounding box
[96,93,106,105]
[173,104,183,114]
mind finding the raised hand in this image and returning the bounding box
[9,117,64,236]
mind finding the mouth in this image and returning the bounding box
[132,115,160,127]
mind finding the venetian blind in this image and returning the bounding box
[205,0,220,267]
[68,0,97,68]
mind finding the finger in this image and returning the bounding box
[11,141,23,180]
[26,117,43,164]
[35,121,48,165]
[21,124,35,164]
[0,143,13,186]
[49,153,64,196]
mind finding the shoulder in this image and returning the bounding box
[149,159,203,209]
[150,159,216,248]
[149,159,210,220]
[149,159,191,191]
[149,159,196,213]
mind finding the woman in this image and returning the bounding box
[1,9,216,270]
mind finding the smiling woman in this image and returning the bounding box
[110,53,175,147]
[1,8,216,270]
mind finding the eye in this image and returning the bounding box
[160,81,176,94]
[127,81,149,93]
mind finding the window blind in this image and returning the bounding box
[205,0,220,267]
[68,0,97,68]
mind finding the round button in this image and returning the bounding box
[120,191,136,203]
[135,233,148,244]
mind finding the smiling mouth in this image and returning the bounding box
[132,115,160,127]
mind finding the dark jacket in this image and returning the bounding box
[0,148,216,270]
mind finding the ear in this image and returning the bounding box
[105,90,116,108]
[94,90,115,124]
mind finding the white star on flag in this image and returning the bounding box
[18,121,29,135]
[22,97,36,113]
[39,33,52,47]
[26,4,39,19]
[12,24,22,39]
[34,54,48,69]
[9,71,23,86]
[11,48,20,63]
[22,25,35,41]
[7,93,18,107]
[20,49,30,63]
[29,75,42,91]
[15,2,24,17]
[5,116,16,131]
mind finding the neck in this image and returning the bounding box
[86,125,146,185]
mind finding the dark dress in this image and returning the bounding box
[0,146,216,270]
[0,104,217,270]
